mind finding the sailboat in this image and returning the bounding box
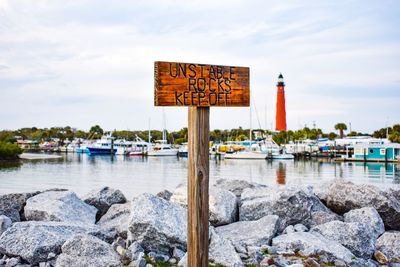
[147,109,178,156]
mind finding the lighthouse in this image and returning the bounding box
[275,73,287,131]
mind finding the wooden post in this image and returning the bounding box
[188,107,210,267]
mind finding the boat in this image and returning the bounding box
[87,134,117,155]
[147,140,178,156]
[127,136,150,156]
[178,142,188,157]
[224,143,267,159]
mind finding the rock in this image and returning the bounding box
[156,190,173,201]
[293,223,308,232]
[272,232,355,263]
[97,202,131,239]
[148,251,169,262]
[5,257,19,267]
[304,258,320,267]
[127,193,187,253]
[55,234,121,267]
[213,179,266,198]
[308,210,343,227]
[344,207,385,238]
[376,231,400,260]
[24,191,97,224]
[348,258,379,267]
[171,184,237,226]
[0,221,111,265]
[311,220,376,259]
[177,253,187,267]
[83,187,126,220]
[283,225,295,234]
[374,250,388,264]
[209,229,243,267]
[240,186,326,230]
[386,188,400,202]
[0,216,12,236]
[324,181,400,230]
[0,192,40,222]
[172,248,185,260]
[215,215,279,252]
[126,242,144,261]
[130,252,146,267]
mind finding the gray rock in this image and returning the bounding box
[324,181,400,230]
[376,231,400,260]
[83,187,126,220]
[126,242,144,261]
[0,192,40,222]
[308,210,343,227]
[0,216,12,236]
[156,190,173,201]
[55,234,121,267]
[0,221,111,265]
[97,202,131,239]
[293,223,308,232]
[215,215,279,251]
[5,257,19,267]
[240,186,326,230]
[177,253,187,267]
[209,229,243,267]
[171,184,237,226]
[311,220,376,259]
[130,252,146,267]
[213,179,266,198]
[386,188,400,202]
[344,207,385,238]
[283,225,295,234]
[24,191,97,224]
[272,231,355,263]
[127,193,187,253]
[172,248,185,260]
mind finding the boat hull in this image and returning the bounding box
[147,150,178,156]
[87,147,117,155]
[224,152,267,160]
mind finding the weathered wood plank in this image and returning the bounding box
[187,107,210,267]
[155,61,250,107]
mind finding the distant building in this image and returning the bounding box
[275,73,287,131]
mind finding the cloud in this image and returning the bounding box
[0,0,399,133]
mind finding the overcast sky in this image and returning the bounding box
[1,1,399,133]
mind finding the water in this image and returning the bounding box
[0,153,399,198]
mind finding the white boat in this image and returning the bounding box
[87,134,116,155]
[114,139,134,155]
[147,140,178,156]
[224,143,267,159]
[178,142,188,157]
[127,136,150,156]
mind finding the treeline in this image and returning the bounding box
[0,123,399,146]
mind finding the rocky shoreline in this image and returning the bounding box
[0,180,400,267]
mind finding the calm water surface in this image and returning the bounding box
[0,153,399,198]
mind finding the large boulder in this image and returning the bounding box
[311,220,376,259]
[24,191,97,224]
[171,184,237,226]
[376,231,400,261]
[344,207,384,238]
[272,232,355,263]
[324,181,400,230]
[97,202,131,239]
[0,215,12,236]
[0,221,110,265]
[209,229,244,267]
[55,234,121,267]
[0,192,40,222]
[240,186,327,230]
[83,187,126,220]
[215,215,279,253]
[128,193,187,253]
[213,179,266,198]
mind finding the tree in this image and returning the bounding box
[334,123,347,138]
[89,125,104,139]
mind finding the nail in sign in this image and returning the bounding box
[154,61,250,107]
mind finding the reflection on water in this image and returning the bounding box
[0,154,399,198]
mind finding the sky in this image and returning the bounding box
[0,1,399,133]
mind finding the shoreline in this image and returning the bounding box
[0,180,400,267]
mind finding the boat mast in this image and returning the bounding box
[162,107,166,141]
[148,117,151,143]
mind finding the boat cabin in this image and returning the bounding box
[350,143,400,162]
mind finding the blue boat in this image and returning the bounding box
[87,134,117,155]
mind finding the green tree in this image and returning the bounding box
[88,125,104,139]
[334,123,347,138]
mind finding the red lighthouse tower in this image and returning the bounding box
[275,73,287,131]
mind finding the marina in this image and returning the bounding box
[0,153,398,197]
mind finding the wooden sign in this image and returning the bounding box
[154,61,250,107]
[154,60,250,267]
